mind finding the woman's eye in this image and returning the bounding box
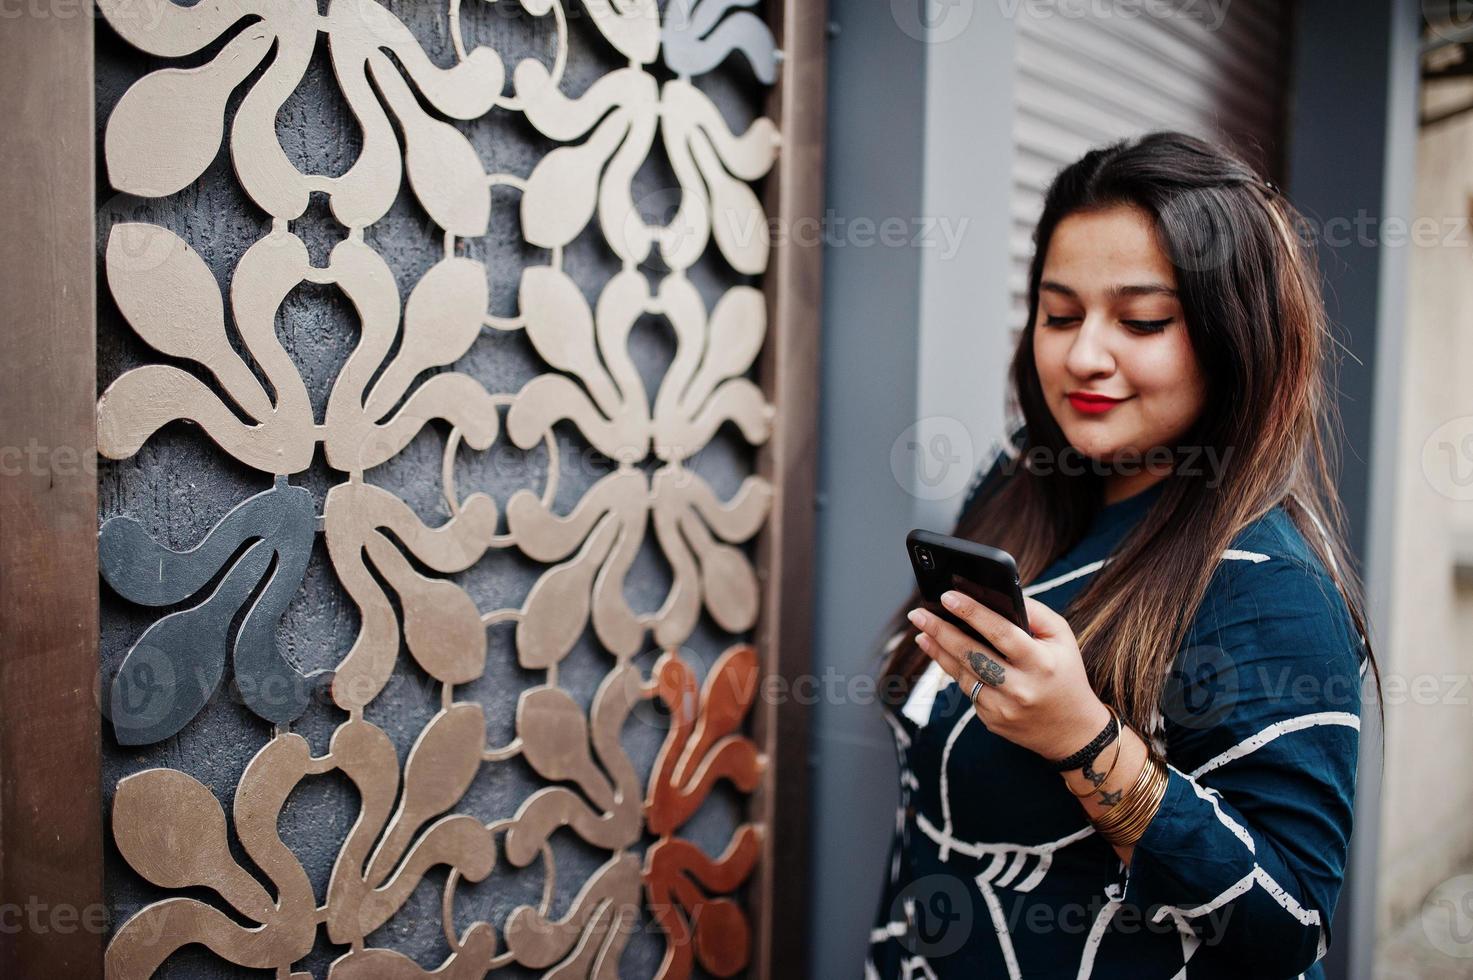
[1043,314,1079,327]
[1122,317,1174,334]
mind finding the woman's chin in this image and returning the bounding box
[1060,428,1129,462]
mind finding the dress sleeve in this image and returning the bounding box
[1113,553,1366,977]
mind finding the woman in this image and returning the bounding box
[866,131,1383,979]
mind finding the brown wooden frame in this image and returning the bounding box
[751,2,827,978]
[0,0,825,976]
[0,1,104,976]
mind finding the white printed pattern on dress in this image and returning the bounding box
[886,548,1347,976]
[917,812,1095,892]
[978,878,1023,980]
[1179,934,1204,972]
[870,918,908,944]
[915,703,1350,974]
[1076,897,1121,980]
[883,706,913,750]
[1137,749,1340,967]
[902,956,938,980]
[1188,711,1361,779]
[882,707,916,886]
[866,933,961,979]
[1179,769,1256,853]
[1121,711,1358,966]
[928,557,1119,844]
[1144,861,1328,963]
[866,925,938,980]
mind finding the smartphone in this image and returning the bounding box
[905,529,1030,642]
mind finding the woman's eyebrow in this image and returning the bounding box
[1040,280,1178,299]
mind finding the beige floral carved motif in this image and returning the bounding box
[517,66,779,274]
[325,478,497,712]
[106,710,498,978]
[496,664,648,973]
[504,267,775,661]
[99,0,514,231]
[98,225,498,476]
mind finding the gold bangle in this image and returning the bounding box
[1107,780,1165,846]
[1092,751,1161,830]
[1101,754,1166,842]
[1120,764,1168,845]
[1090,746,1154,830]
[1064,704,1123,798]
[1091,752,1169,846]
[1092,765,1158,845]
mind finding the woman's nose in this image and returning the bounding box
[1065,316,1115,378]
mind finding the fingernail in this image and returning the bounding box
[940,591,961,610]
[906,609,924,627]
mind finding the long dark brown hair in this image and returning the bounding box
[875,130,1384,736]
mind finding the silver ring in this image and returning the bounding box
[968,678,985,704]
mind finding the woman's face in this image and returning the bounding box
[1032,204,1207,465]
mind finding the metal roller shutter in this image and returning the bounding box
[1010,0,1293,333]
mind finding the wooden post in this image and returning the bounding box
[753,1,828,976]
[0,0,103,976]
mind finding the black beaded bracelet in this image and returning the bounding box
[1047,708,1120,772]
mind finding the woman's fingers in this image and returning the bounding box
[910,622,967,681]
[908,610,1012,690]
[939,590,1037,664]
[912,603,1023,676]
[1021,595,1068,640]
[908,608,972,669]
[913,631,955,675]
[915,633,1003,715]
[909,620,958,676]
[962,645,1008,688]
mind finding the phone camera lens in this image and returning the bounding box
[916,547,934,569]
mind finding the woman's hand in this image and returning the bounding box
[907,590,1112,763]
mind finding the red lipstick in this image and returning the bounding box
[1066,391,1127,415]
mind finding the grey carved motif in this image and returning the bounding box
[100,476,321,743]
[662,0,781,84]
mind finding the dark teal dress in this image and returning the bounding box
[867,445,1368,979]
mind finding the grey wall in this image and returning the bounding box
[808,3,926,975]
[1284,1,1421,978]
[808,1,1017,975]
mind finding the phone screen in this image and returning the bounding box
[925,574,1026,655]
[947,571,1020,627]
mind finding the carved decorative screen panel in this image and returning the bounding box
[91,1,817,977]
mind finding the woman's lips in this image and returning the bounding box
[1066,392,1127,415]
